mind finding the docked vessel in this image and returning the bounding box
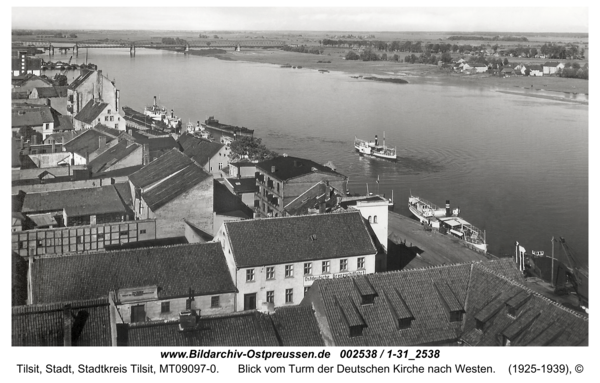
[408,195,488,253]
[144,96,181,130]
[354,133,397,160]
[201,116,254,138]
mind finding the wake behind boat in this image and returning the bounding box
[354,132,397,160]
[408,194,488,253]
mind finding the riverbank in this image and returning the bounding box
[212,49,588,97]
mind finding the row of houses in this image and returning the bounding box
[455,60,573,76]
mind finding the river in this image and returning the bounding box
[47,48,588,266]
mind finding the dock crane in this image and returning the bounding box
[553,237,588,309]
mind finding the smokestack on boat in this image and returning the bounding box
[171,109,174,118]
[153,96,157,106]
[446,200,451,217]
[375,135,378,146]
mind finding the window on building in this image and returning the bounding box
[218,163,223,170]
[105,116,109,121]
[322,261,330,274]
[161,301,170,313]
[368,216,372,223]
[340,259,348,272]
[211,296,220,308]
[373,215,378,223]
[266,266,275,280]
[246,269,255,282]
[107,110,111,114]
[131,305,146,323]
[266,291,274,303]
[357,257,365,269]
[304,262,312,275]
[285,264,294,278]
[140,229,146,234]
[285,288,293,303]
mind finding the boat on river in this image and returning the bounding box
[144,96,181,130]
[408,194,488,253]
[354,132,397,160]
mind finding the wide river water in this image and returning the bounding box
[52,48,588,265]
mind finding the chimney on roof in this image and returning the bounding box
[99,136,107,151]
[178,309,200,332]
[97,70,103,101]
[446,200,451,217]
[271,165,276,173]
[51,140,55,153]
[63,304,73,346]
[142,144,150,165]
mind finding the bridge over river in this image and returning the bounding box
[14,39,287,56]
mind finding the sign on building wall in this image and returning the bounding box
[117,285,158,303]
[303,270,366,286]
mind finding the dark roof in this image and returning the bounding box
[224,211,377,268]
[270,305,325,346]
[214,180,253,217]
[75,99,109,125]
[461,262,587,346]
[113,182,133,209]
[21,185,128,216]
[68,70,94,90]
[306,260,587,346]
[184,219,214,242]
[12,137,21,168]
[12,298,112,346]
[55,115,74,131]
[284,181,339,215]
[88,140,141,174]
[544,62,562,67]
[124,310,280,347]
[129,149,190,188]
[143,161,211,211]
[64,127,116,157]
[12,252,28,306]
[34,86,68,98]
[257,156,345,182]
[528,64,543,71]
[225,177,257,194]
[12,106,54,127]
[178,133,225,166]
[31,242,237,304]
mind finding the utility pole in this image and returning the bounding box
[551,236,555,287]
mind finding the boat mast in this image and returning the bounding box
[383,131,386,148]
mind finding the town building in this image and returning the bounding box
[63,124,122,165]
[73,99,125,131]
[214,211,378,311]
[67,69,121,119]
[302,259,588,346]
[119,304,323,347]
[543,62,565,75]
[28,242,238,323]
[19,184,132,227]
[339,194,391,254]
[11,51,43,77]
[29,86,69,115]
[12,105,57,140]
[178,133,230,176]
[528,64,544,77]
[213,180,254,235]
[223,176,257,209]
[129,149,214,238]
[254,155,347,218]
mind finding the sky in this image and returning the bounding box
[10,6,589,33]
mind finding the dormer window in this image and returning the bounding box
[361,294,376,305]
[349,325,364,338]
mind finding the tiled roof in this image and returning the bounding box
[224,211,377,268]
[544,62,561,67]
[92,124,121,138]
[129,149,190,188]
[68,70,94,90]
[12,298,112,346]
[284,181,339,215]
[257,156,346,182]
[75,99,109,125]
[12,106,54,127]
[113,182,133,210]
[88,140,141,174]
[142,162,211,211]
[270,305,325,346]
[461,263,587,346]
[528,64,543,71]
[124,310,280,347]
[178,133,225,166]
[21,185,128,216]
[31,242,237,304]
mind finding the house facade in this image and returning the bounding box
[214,211,377,311]
[67,69,121,118]
[12,106,55,139]
[74,99,125,131]
[543,62,565,75]
[254,156,347,218]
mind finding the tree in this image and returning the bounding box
[229,136,278,162]
[345,51,360,60]
[53,74,68,86]
[503,58,510,66]
[206,42,211,47]
[441,52,452,64]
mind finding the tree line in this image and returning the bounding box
[447,35,528,41]
[281,45,324,55]
[161,37,188,45]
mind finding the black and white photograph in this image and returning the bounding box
[7,3,593,379]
